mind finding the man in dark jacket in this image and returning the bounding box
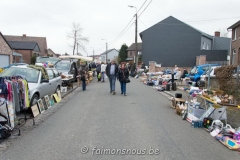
[106,59,118,95]
[91,62,97,77]
[96,62,101,81]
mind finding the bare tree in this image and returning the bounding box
[67,23,89,55]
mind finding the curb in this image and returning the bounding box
[61,86,78,98]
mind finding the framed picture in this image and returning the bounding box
[49,95,55,107]
[53,93,60,103]
[31,104,40,117]
[42,98,48,110]
[37,99,45,113]
[44,95,50,108]
[61,87,67,93]
[57,90,62,101]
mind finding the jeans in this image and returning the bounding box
[101,72,105,82]
[82,79,86,91]
[109,75,116,92]
[120,81,126,94]
[97,71,101,81]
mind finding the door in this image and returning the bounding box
[0,55,10,68]
[46,69,56,95]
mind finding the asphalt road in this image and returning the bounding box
[0,77,239,160]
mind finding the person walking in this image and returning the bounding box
[101,62,106,82]
[117,63,129,96]
[106,60,118,95]
[91,61,97,77]
[78,60,88,91]
[96,62,101,82]
[130,63,136,77]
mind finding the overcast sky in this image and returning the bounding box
[1,0,239,56]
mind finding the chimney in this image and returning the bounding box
[214,31,220,37]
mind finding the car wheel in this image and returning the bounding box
[30,93,39,106]
[196,79,201,87]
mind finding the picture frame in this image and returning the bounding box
[53,93,60,103]
[41,98,48,110]
[57,90,62,101]
[37,99,45,113]
[44,95,50,108]
[49,95,55,107]
[31,104,40,117]
[61,87,67,93]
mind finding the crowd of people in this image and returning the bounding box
[76,60,132,96]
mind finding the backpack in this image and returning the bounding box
[0,77,8,96]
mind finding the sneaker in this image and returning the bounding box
[121,92,123,95]
[124,93,126,96]
[112,91,116,95]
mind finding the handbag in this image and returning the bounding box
[126,78,130,83]
[122,70,130,83]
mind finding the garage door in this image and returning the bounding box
[0,55,10,68]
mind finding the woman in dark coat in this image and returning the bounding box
[78,61,88,91]
[117,63,129,96]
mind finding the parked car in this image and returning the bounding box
[199,66,221,87]
[55,59,78,82]
[35,56,60,66]
[0,66,62,106]
[189,64,220,86]
[2,63,28,69]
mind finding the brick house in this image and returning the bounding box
[4,34,47,56]
[0,32,13,68]
[228,20,240,65]
[126,43,142,61]
[8,41,40,64]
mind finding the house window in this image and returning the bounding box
[202,42,206,50]
[232,49,236,64]
[233,28,237,40]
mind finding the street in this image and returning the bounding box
[0,77,239,160]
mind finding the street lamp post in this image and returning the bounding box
[102,39,108,63]
[128,5,138,66]
[90,47,94,61]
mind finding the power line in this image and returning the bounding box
[108,0,149,45]
[138,0,152,19]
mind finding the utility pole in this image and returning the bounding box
[128,5,138,66]
[135,12,138,66]
[102,39,108,63]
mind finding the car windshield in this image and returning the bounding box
[55,62,70,70]
[190,66,197,74]
[0,67,40,83]
[36,57,60,64]
[202,68,212,75]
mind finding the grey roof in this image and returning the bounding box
[127,43,142,51]
[126,57,133,61]
[100,48,118,55]
[8,41,40,51]
[213,37,231,53]
[140,16,212,39]
[0,32,12,49]
[228,20,240,29]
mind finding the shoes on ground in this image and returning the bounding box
[121,92,123,95]
[124,93,126,96]
[112,91,116,95]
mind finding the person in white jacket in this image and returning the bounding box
[101,62,106,82]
